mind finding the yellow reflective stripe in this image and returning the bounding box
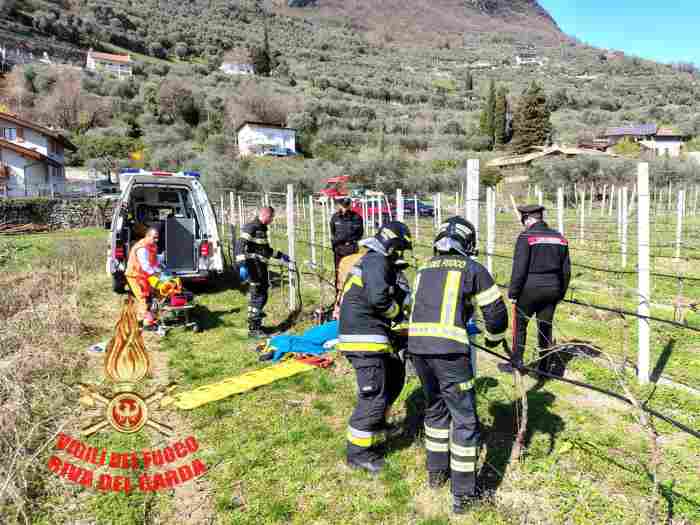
[343,275,364,294]
[347,428,384,448]
[439,271,461,325]
[458,380,475,392]
[475,284,501,307]
[384,301,400,319]
[450,443,477,457]
[451,459,476,472]
[409,272,422,323]
[484,330,506,342]
[337,342,392,352]
[426,440,449,452]
[409,323,469,344]
[424,425,450,439]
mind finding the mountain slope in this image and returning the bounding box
[282,0,562,44]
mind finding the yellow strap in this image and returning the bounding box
[172,360,317,410]
[337,342,392,352]
[474,284,502,307]
[343,275,363,294]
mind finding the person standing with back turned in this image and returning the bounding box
[330,197,364,294]
[509,204,571,375]
[408,217,508,514]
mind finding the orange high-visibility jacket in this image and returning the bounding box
[126,238,158,295]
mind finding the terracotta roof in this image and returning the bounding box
[487,145,617,168]
[0,112,77,151]
[89,50,132,64]
[0,138,62,167]
[656,127,683,137]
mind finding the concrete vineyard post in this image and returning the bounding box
[414,195,419,242]
[557,187,564,236]
[637,164,651,384]
[675,189,685,261]
[622,186,628,268]
[466,159,480,244]
[396,188,404,222]
[286,184,297,312]
[309,196,317,266]
[487,187,495,274]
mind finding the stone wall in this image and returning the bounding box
[0,198,117,230]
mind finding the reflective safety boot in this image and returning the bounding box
[452,493,480,514]
[347,455,385,475]
[428,470,449,489]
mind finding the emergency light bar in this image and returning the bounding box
[118,169,201,178]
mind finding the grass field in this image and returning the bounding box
[0,217,699,524]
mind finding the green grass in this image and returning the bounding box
[4,223,700,524]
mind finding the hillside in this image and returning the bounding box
[280,0,562,46]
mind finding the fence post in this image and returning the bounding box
[286,184,297,311]
[667,182,672,213]
[675,189,685,261]
[579,190,585,244]
[637,163,650,384]
[538,189,543,206]
[557,187,564,235]
[588,184,594,217]
[622,186,628,268]
[486,187,495,274]
[396,188,404,222]
[600,184,607,216]
[237,196,244,228]
[617,187,622,241]
[609,184,615,217]
[309,195,317,266]
[362,198,368,235]
[414,195,419,242]
[466,159,480,243]
[436,192,443,225]
[694,186,699,216]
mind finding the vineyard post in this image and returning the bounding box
[538,188,543,206]
[601,184,607,216]
[237,195,244,228]
[638,164,650,384]
[229,192,235,226]
[286,184,297,312]
[396,188,404,222]
[609,184,615,217]
[617,187,623,241]
[437,192,443,225]
[309,195,317,266]
[466,159,480,243]
[675,189,685,261]
[693,186,699,216]
[414,195,419,242]
[486,186,495,274]
[579,190,585,244]
[622,186,629,268]
[557,187,564,235]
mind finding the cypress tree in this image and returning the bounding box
[511,81,552,154]
[494,86,509,147]
[479,78,496,146]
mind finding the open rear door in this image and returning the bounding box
[191,179,224,272]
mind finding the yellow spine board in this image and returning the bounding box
[173,360,317,410]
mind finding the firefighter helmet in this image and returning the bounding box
[433,217,477,256]
[376,221,413,255]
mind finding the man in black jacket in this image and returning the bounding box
[338,221,412,474]
[235,207,291,338]
[509,204,571,374]
[408,217,508,514]
[330,197,364,291]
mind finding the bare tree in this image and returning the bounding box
[225,79,301,131]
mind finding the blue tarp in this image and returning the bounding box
[269,321,338,362]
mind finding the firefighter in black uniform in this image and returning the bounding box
[408,217,508,514]
[235,207,292,338]
[338,221,412,474]
[509,204,571,374]
[330,197,364,291]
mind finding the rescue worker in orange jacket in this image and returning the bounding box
[125,227,164,329]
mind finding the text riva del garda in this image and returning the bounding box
[47,433,207,493]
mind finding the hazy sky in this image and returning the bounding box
[538,1,699,65]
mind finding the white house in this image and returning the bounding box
[219,48,255,75]
[0,112,76,197]
[86,49,133,78]
[515,53,545,67]
[236,122,297,158]
[602,124,686,158]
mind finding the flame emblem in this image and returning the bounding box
[104,297,152,384]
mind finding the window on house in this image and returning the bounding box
[2,128,17,140]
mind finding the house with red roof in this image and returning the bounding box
[0,112,77,197]
[86,49,133,79]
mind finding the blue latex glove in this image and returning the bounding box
[239,265,249,283]
[467,318,481,336]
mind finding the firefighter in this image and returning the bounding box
[330,197,364,293]
[338,221,412,474]
[125,227,164,330]
[408,217,508,514]
[235,207,292,338]
[509,204,571,374]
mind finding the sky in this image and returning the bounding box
[538,1,699,65]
